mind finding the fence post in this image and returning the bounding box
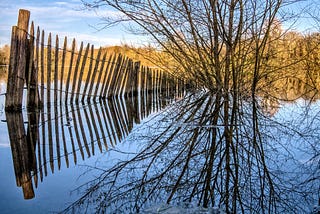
[27,21,40,109]
[132,61,140,97]
[6,9,30,111]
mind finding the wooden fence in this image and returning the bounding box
[4,9,185,199]
[5,9,184,111]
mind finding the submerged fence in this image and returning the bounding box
[5,9,184,111]
[6,91,172,199]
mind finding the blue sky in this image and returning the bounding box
[0,0,145,47]
[0,0,319,48]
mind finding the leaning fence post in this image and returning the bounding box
[6,9,30,111]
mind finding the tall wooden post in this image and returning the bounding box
[6,9,30,111]
[27,21,40,109]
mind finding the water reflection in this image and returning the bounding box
[6,111,37,199]
[5,90,175,200]
[3,75,320,213]
[258,76,320,116]
[57,91,320,213]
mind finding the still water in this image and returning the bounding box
[0,78,175,213]
[0,78,319,213]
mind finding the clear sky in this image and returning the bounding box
[0,0,145,48]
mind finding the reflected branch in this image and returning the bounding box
[58,91,319,213]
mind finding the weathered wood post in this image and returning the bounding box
[26,21,41,109]
[131,61,140,97]
[6,9,30,111]
[54,35,59,105]
[47,33,52,105]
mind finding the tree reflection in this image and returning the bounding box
[5,75,320,212]
[59,90,320,213]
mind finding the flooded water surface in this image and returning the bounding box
[0,76,177,213]
[0,77,319,214]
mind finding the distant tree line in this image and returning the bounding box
[0,45,9,74]
[0,45,9,65]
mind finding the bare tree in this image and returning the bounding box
[55,0,320,213]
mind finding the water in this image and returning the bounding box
[0,79,319,213]
[0,77,176,213]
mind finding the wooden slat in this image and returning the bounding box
[65,38,76,102]
[70,41,83,103]
[40,30,45,108]
[134,62,141,97]
[99,54,114,100]
[60,37,67,104]
[107,54,123,98]
[76,43,90,102]
[34,26,43,182]
[27,21,37,108]
[102,54,117,98]
[82,44,94,102]
[123,59,133,97]
[93,52,107,100]
[47,33,52,104]
[35,26,40,107]
[87,47,102,101]
[114,57,128,97]
[147,67,153,93]
[54,35,59,104]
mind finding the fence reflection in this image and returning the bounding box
[6,90,175,199]
[6,111,36,199]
